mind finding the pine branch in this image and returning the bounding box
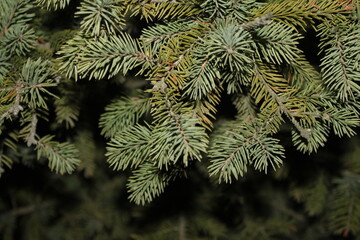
[0,137,17,176]
[319,20,360,101]
[150,89,208,168]
[191,88,221,129]
[281,57,321,88]
[36,0,70,10]
[106,124,151,170]
[54,80,80,129]
[328,171,360,237]
[35,135,80,174]
[252,62,307,136]
[291,120,329,154]
[0,0,35,37]
[323,102,359,137]
[208,128,252,183]
[143,20,209,90]
[22,113,38,147]
[1,0,357,214]
[251,22,302,65]
[0,51,10,81]
[127,0,201,21]
[233,94,257,122]
[57,33,89,80]
[252,135,284,173]
[74,33,147,80]
[201,0,262,21]
[150,114,208,168]
[208,121,284,183]
[2,24,36,56]
[222,68,252,94]
[76,0,125,37]
[99,96,149,138]
[184,57,220,100]
[253,0,348,31]
[141,19,208,46]
[127,162,172,205]
[21,58,57,109]
[0,82,24,122]
[147,49,189,90]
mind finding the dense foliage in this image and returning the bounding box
[0,0,359,239]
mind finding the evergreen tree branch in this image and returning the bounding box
[0,0,35,37]
[54,80,80,129]
[328,171,360,236]
[0,83,24,122]
[35,135,80,174]
[2,24,36,56]
[35,0,70,10]
[106,124,151,170]
[150,89,208,168]
[251,22,302,65]
[76,0,125,37]
[319,21,360,101]
[192,88,221,129]
[253,0,348,31]
[127,162,172,205]
[184,56,220,100]
[291,120,330,154]
[208,131,252,183]
[127,0,201,21]
[0,131,18,177]
[99,96,149,138]
[252,61,311,139]
[208,121,284,183]
[0,51,10,81]
[74,33,147,80]
[22,113,38,147]
[201,0,262,21]
[57,33,89,80]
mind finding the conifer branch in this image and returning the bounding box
[150,87,208,168]
[0,80,27,123]
[35,135,80,174]
[127,0,201,21]
[208,121,284,183]
[241,12,273,30]
[76,0,125,36]
[106,124,151,170]
[35,0,70,10]
[165,96,190,150]
[1,0,359,218]
[192,88,221,129]
[291,121,329,154]
[75,33,146,79]
[2,24,36,56]
[99,96,149,138]
[252,62,311,139]
[253,0,348,31]
[24,113,38,147]
[54,81,80,129]
[0,0,35,37]
[319,21,360,101]
[127,162,172,205]
[328,171,360,236]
